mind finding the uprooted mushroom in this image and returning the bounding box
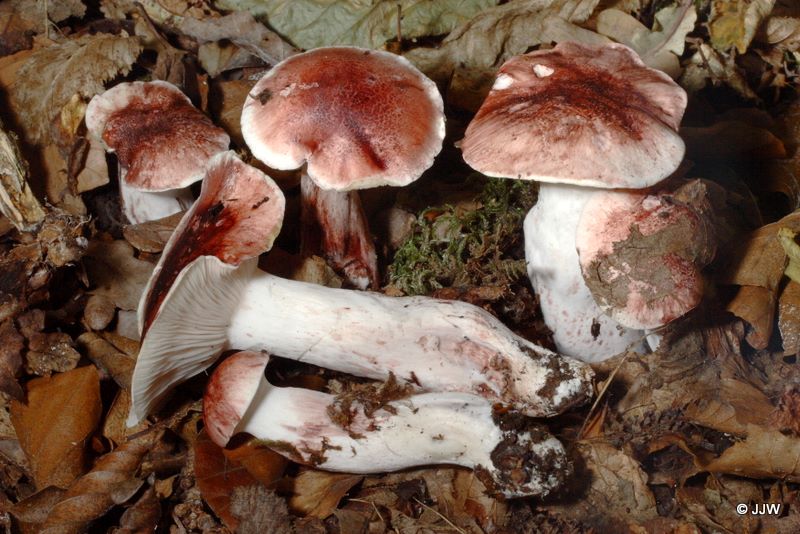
[85,80,230,223]
[203,351,571,498]
[461,41,716,362]
[128,149,593,428]
[241,46,445,289]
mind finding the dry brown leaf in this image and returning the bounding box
[99,331,140,358]
[727,285,776,349]
[545,442,657,529]
[40,430,163,534]
[82,294,116,331]
[0,319,24,399]
[10,33,141,146]
[680,43,758,99]
[122,212,184,254]
[681,121,787,161]
[77,332,135,390]
[42,142,86,216]
[222,439,287,488]
[779,280,800,354]
[195,429,284,530]
[0,122,45,231]
[25,332,81,376]
[178,10,298,75]
[114,485,160,534]
[84,239,155,311]
[74,134,110,194]
[10,365,102,490]
[709,0,776,53]
[290,469,363,519]
[208,78,255,146]
[699,424,800,481]
[8,486,66,534]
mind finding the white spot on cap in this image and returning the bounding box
[279,83,297,97]
[492,74,514,90]
[642,195,661,210]
[533,64,554,78]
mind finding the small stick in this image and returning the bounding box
[396,4,402,48]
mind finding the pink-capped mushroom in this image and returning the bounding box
[461,42,689,362]
[241,46,445,289]
[204,351,572,499]
[85,80,230,223]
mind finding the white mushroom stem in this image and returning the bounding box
[524,183,646,362]
[205,352,570,498]
[119,167,193,224]
[130,254,593,425]
[300,172,379,289]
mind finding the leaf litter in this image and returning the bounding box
[1,0,800,532]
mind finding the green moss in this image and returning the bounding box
[389,176,537,295]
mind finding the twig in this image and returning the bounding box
[396,4,402,47]
[412,497,467,534]
[349,498,385,525]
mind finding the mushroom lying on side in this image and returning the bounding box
[461,42,690,362]
[241,46,445,289]
[85,80,230,223]
[129,149,593,426]
[204,351,571,499]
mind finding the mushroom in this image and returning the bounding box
[204,351,571,499]
[129,148,593,426]
[240,46,445,289]
[460,42,688,362]
[85,80,230,223]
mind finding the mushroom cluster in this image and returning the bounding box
[121,48,594,498]
[461,41,715,362]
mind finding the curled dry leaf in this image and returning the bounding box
[779,281,800,354]
[122,211,184,254]
[77,332,135,390]
[10,33,141,146]
[10,365,102,490]
[0,122,45,231]
[289,470,364,520]
[8,486,66,534]
[709,0,777,54]
[40,429,163,534]
[114,485,160,534]
[698,424,800,481]
[194,429,287,530]
[680,43,758,99]
[82,294,116,331]
[25,332,81,376]
[596,2,696,77]
[84,240,155,311]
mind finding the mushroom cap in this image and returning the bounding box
[576,187,713,329]
[204,351,268,446]
[85,80,230,192]
[138,150,285,335]
[461,42,687,189]
[241,46,445,191]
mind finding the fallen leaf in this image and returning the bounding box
[709,0,776,53]
[680,121,786,161]
[0,1,85,56]
[290,469,363,519]
[760,15,800,50]
[222,440,288,488]
[0,319,24,399]
[74,134,110,194]
[77,332,135,390]
[405,0,608,110]
[680,43,758,99]
[178,10,298,75]
[218,0,499,50]
[208,79,254,146]
[25,332,81,376]
[10,365,102,490]
[195,429,286,530]
[10,33,141,146]
[40,430,162,534]
[596,2,696,77]
[122,212,184,254]
[84,240,155,311]
[699,424,800,481]
[0,122,45,231]
[726,285,775,349]
[779,227,800,282]
[82,294,116,331]
[779,280,800,354]
[114,485,160,534]
[230,485,294,534]
[8,486,66,534]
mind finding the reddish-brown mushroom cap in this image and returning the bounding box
[137,150,285,335]
[85,80,230,191]
[460,42,687,188]
[576,184,715,329]
[240,46,445,191]
[203,351,268,446]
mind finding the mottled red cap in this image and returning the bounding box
[461,42,687,188]
[85,80,230,191]
[576,185,715,329]
[204,351,268,447]
[241,46,445,191]
[138,150,285,335]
